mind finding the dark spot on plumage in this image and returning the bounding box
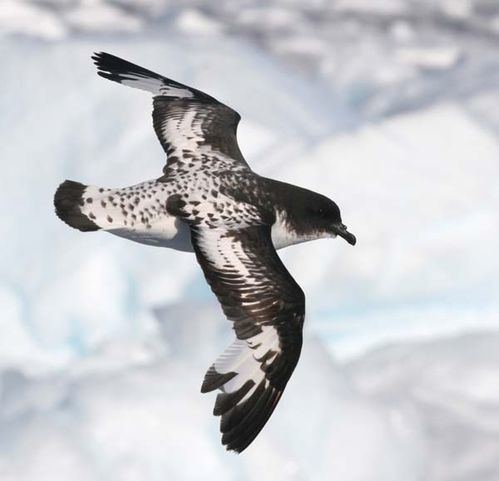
[107,215,113,223]
[101,200,107,208]
[99,188,104,193]
[89,212,96,220]
[134,197,140,205]
[166,194,187,217]
[211,189,218,198]
[108,196,114,202]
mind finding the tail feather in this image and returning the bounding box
[54,179,184,249]
[54,180,100,232]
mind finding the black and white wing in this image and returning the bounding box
[191,225,305,452]
[92,52,249,174]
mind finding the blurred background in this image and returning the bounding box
[1,0,499,480]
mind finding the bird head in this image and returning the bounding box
[303,194,356,246]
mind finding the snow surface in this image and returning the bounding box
[0,329,497,481]
[1,0,499,480]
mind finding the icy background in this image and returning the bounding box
[1,0,499,480]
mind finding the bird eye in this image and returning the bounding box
[317,207,328,217]
[308,206,326,217]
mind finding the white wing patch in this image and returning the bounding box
[114,74,164,95]
[117,74,194,98]
[159,108,203,152]
[213,325,280,401]
[195,228,253,275]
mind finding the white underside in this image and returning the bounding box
[108,217,193,252]
[104,209,320,252]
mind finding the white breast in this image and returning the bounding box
[271,211,305,250]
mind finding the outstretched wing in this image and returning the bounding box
[92,52,249,174]
[191,225,305,452]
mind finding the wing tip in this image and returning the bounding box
[91,51,156,82]
[219,384,283,453]
[91,51,222,103]
[91,51,114,71]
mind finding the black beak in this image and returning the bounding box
[332,223,356,246]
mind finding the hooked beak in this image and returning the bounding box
[332,223,356,246]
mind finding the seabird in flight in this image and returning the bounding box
[54,52,356,452]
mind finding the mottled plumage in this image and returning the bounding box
[54,52,356,453]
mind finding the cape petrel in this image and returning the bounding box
[54,52,356,452]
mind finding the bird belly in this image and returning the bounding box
[108,216,193,252]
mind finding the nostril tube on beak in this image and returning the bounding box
[332,223,356,246]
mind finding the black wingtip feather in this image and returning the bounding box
[91,51,220,103]
[54,180,100,232]
[201,367,237,393]
[92,51,164,83]
[213,380,255,416]
[221,385,282,453]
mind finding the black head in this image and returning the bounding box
[284,187,356,246]
[305,192,356,245]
